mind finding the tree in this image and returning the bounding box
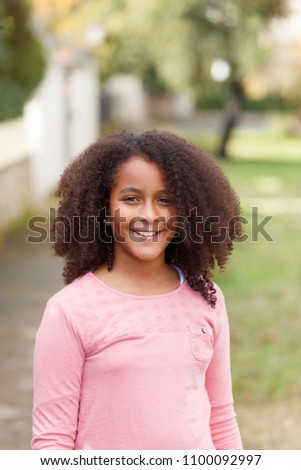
[0,0,45,121]
[182,0,288,158]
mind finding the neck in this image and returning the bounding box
[112,251,168,281]
[93,250,180,296]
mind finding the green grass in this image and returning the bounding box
[215,213,301,405]
[229,132,301,162]
[220,160,301,199]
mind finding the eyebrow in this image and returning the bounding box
[118,187,170,194]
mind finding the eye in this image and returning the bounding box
[158,197,171,205]
[123,196,139,203]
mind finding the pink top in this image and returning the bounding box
[32,272,242,450]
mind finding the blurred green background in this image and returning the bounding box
[0,0,301,450]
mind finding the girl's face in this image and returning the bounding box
[108,156,177,266]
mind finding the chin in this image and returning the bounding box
[131,248,166,262]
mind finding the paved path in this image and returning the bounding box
[0,225,63,449]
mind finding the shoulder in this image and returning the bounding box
[182,279,226,311]
[185,280,228,338]
[40,272,102,353]
[47,271,95,305]
[210,282,232,341]
[43,272,98,328]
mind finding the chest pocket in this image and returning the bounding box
[189,323,214,364]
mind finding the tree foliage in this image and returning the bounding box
[32,0,288,103]
[181,0,287,104]
[0,0,45,121]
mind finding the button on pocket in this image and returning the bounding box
[189,324,214,363]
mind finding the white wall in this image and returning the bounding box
[0,119,30,229]
[24,63,66,200]
[69,63,100,158]
[24,58,100,201]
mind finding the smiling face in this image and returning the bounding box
[108,156,177,267]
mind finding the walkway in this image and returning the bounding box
[0,226,63,449]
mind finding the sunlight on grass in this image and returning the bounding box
[229,130,301,162]
[220,160,301,198]
[180,126,301,163]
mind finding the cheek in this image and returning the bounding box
[110,219,128,238]
[109,220,129,245]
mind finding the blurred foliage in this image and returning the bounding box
[0,0,45,121]
[31,0,292,109]
[244,94,298,113]
[182,0,287,106]
[196,86,298,112]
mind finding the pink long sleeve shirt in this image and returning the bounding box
[32,272,242,450]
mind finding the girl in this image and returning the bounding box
[32,130,243,450]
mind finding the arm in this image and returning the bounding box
[205,287,243,450]
[32,299,85,449]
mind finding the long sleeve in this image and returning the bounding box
[205,288,243,450]
[32,299,85,449]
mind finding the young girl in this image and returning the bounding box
[32,130,243,450]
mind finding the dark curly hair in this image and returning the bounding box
[52,129,243,307]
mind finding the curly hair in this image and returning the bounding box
[52,129,243,307]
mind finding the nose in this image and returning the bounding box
[132,200,165,232]
[142,200,160,224]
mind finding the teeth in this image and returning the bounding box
[135,231,157,236]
